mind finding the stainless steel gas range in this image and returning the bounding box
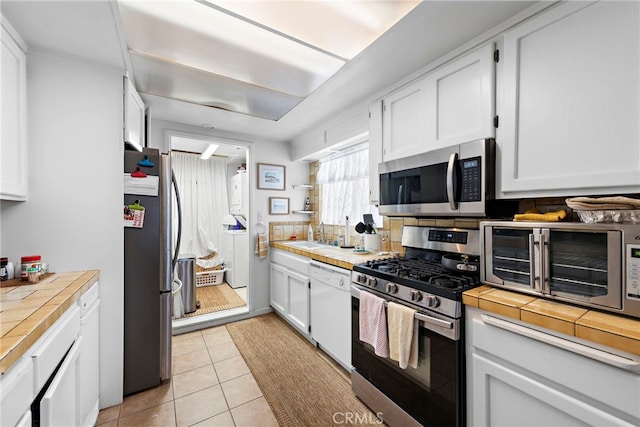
[350,225,481,427]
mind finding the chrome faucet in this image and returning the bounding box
[319,222,326,244]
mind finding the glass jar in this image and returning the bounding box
[21,255,42,281]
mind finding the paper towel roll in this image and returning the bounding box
[364,233,381,251]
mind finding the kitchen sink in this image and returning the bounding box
[281,240,321,249]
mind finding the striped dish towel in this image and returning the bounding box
[359,290,389,358]
[255,233,268,259]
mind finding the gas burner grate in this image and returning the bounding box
[358,256,480,292]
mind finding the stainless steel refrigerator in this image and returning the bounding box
[123,148,181,395]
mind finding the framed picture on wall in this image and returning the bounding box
[257,163,286,190]
[269,197,289,215]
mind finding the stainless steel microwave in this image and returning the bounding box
[378,139,516,217]
[480,221,640,318]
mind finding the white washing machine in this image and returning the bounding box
[221,230,249,288]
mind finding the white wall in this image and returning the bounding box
[251,138,310,309]
[0,52,124,407]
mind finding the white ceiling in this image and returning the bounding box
[1,0,541,145]
[116,0,420,121]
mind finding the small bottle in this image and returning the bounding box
[0,257,7,281]
[6,261,14,280]
[304,197,311,211]
[308,224,313,241]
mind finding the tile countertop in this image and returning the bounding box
[270,240,397,270]
[0,270,100,374]
[463,286,640,357]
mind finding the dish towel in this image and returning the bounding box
[359,290,389,358]
[565,196,640,210]
[255,233,268,259]
[387,301,418,369]
[514,208,567,222]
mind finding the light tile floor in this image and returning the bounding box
[96,324,278,427]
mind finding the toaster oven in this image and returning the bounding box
[480,221,640,318]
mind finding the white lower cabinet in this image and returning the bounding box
[79,284,100,427]
[0,283,100,427]
[466,307,640,426]
[15,410,31,427]
[40,337,82,427]
[270,249,310,336]
[0,357,34,426]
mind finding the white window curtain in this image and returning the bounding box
[317,146,382,226]
[171,152,230,258]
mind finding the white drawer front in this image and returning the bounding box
[0,357,34,426]
[30,304,80,391]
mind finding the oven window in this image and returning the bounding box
[491,228,532,286]
[548,231,609,297]
[351,297,463,426]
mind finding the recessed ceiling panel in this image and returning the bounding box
[118,0,345,97]
[206,0,421,60]
[131,52,303,121]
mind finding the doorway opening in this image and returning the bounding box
[167,131,252,333]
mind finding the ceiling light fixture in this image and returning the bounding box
[200,144,219,160]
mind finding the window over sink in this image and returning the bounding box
[316,144,382,227]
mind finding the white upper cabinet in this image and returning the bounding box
[498,1,640,198]
[368,100,383,205]
[427,42,495,150]
[124,77,145,149]
[381,77,431,162]
[381,42,496,163]
[1,21,27,201]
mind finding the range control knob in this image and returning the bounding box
[425,295,440,308]
[386,283,399,294]
[409,290,423,302]
[367,277,378,287]
[357,274,367,284]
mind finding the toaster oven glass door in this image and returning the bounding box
[546,229,622,308]
[486,227,535,289]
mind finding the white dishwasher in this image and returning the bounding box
[310,260,351,370]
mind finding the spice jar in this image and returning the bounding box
[21,255,42,281]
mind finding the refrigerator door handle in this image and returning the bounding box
[172,169,182,271]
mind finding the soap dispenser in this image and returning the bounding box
[308,224,314,242]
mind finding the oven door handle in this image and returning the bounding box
[416,312,454,330]
[481,314,640,373]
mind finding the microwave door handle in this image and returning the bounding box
[540,229,550,294]
[529,233,539,291]
[446,152,458,210]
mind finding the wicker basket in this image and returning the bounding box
[196,269,225,287]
